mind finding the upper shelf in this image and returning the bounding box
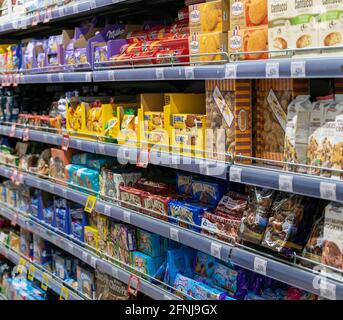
[1,57,343,85]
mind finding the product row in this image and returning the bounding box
[1,0,343,73]
[0,206,321,300]
[3,78,343,176]
[0,137,341,280]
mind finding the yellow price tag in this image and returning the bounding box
[84,195,97,213]
[18,258,26,274]
[59,286,69,300]
[41,273,49,291]
[28,264,35,281]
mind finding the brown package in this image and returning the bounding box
[255,79,309,163]
[205,79,252,162]
[119,185,143,212]
[141,192,170,221]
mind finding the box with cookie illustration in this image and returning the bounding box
[318,0,343,56]
[189,0,230,33]
[255,79,309,163]
[268,0,292,58]
[205,79,252,162]
[189,31,228,63]
[290,0,319,57]
[228,25,268,61]
[230,0,268,29]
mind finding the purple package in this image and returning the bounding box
[94,46,108,63]
[65,50,76,65]
[75,48,88,65]
[249,273,265,295]
[37,53,46,68]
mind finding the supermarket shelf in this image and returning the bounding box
[0,204,178,300]
[20,72,93,84]
[0,242,83,300]
[230,164,343,203]
[0,0,127,36]
[0,165,341,299]
[0,124,228,179]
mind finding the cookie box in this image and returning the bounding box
[173,273,197,299]
[193,282,228,300]
[189,31,228,63]
[168,200,204,232]
[230,0,268,28]
[228,25,268,61]
[33,234,52,268]
[77,265,96,300]
[191,179,224,206]
[205,79,252,162]
[97,214,110,242]
[144,112,164,131]
[131,251,164,277]
[119,185,143,212]
[49,148,73,185]
[189,0,230,33]
[136,178,170,195]
[110,221,137,252]
[141,192,171,221]
[215,192,248,218]
[176,173,193,196]
[194,251,216,278]
[84,226,99,251]
[137,229,167,257]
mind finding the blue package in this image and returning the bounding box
[33,234,52,267]
[70,209,87,242]
[137,229,167,258]
[43,205,55,227]
[66,164,84,189]
[29,189,43,220]
[71,153,111,171]
[164,247,196,286]
[193,251,216,278]
[54,198,71,235]
[168,200,204,232]
[77,168,99,193]
[193,281,227,300]
[131,251,163,276]
[176,173,193,196]
[151,261,167,284]
[191,179,224,206]
[173,273,196,300]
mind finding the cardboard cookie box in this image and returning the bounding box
[230,0,268,28]
[255,79,309,164]
[205,79,252,162]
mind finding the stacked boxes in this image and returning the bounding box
[189,0,229,62]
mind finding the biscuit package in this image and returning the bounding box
[255,79,309,163]
[284,95,312,172]
[189,0,230,33]
[189,31,228,63]
[268,0,292,58]
[302,215,324,264]
[322,202,343,280]
[230,0,268,29]
[205,79,252,162]
[318,0,343,56]
[290,0,319,57]
[228,25,268,60]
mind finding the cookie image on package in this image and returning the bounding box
[296,35,312,48]
[324,32,342,46]
[244,29,268,60]
[201,2,222,32]
[246,0,267,26]
[322,240,343,270]
[273,37,288,50]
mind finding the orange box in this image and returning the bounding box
[228,25,268,61]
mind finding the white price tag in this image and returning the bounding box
[155,68,165,80]
[62,189,68,199]
[90,256,97,268]
[98,144,105,154]
[46,74,52,83]
[185,67,195,79]
[320,182,336,201]
[104,205,111,216]
[36,180,42,189]
[68,243,74,254]
[90,0,97,9]
[254,257,267,275]
[266,62,279,78]
[279,175,293,193]
[123,211,131,224]
[320,280,336,300]
[108,71,115,81]
[170,228,179,242]
[225,64,237,79]
[85,73,92,82]
[49,184,55,194]
[291,61,306,78]
[210,243,222,259]
[170,154,179,169]
[82,252,88,262]
[230,166,242,183]
[72,4,79,14]
[111,267,118,279]
[43,134,49,143]
[58,73,64,82]
[199,161,210,176]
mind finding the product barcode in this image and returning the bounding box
[266,62,279,78]
[320,182,336,201]
[210,242,222,259]
[230,167,242,183]
[254,257,267,276]
[279,175,293,192]
[291,61,306,78]
[155,68,165,80]
[225,64,237,79]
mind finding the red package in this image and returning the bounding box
[119,185,143,212]
[111,53,134,66]
[126,31,149,43]
[141,192,171,221]
[215,192,248,220]
[131,50,158,65]
[201,211,241,243]
[136,178,170,194]
[178,7,189,22]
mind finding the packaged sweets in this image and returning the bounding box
[36,149,51,176]
[173,273,196,299]
[84,226,99,251]
[136,178,170,195]
[33,234,52,269]
[168,200,204,232]
[137,229,167,258]
[9,232,20,252]
[302,215,324,264]
[191,179,224,206]
[283,95,313,172]
[193,251,216,278]
[144,112,164,131]
[131,251,164,277]
[77,167,100,193]
[176,173,193,196]
[215,192,248,219]
[97,214,109,242]
[230,0,268,28]
[49,149,72,184]
[95,269,130,300]
[119,186,143,212]
[141,192,171,221]
[193,282,227,300]
[110,222,137,252]
[77,265,95,300]
[238,188,275,244]
[322,202,343,280]
[261,194,305,253]
[20,229,33,258]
